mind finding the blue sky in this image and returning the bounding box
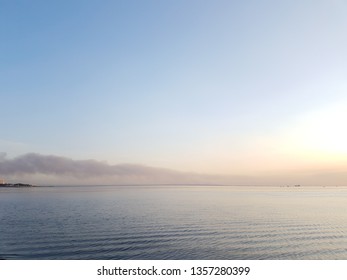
[1,1,347,184]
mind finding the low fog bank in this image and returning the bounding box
[1,153,347,186]
[0,153,239,185]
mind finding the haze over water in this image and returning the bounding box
[1,1,347,187]
[1,185,347,260]
[1,1,347,261]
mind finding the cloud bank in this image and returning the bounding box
[0,153,237,185]
[1,153,347,186]
[0,153,152,177]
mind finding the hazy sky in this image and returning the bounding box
[1,1,347,184]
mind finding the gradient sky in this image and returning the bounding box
[1,1,347,184]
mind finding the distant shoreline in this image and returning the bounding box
[0,183,35,188]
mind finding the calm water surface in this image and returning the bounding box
[1,185,347,259]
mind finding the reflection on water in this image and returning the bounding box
[1,186,347,259]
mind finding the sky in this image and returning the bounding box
[1,0,347,185]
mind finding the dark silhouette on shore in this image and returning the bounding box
[0,183,34,188]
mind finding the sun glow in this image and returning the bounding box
[282,100,347,160]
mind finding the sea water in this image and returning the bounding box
[1,185,347,259]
